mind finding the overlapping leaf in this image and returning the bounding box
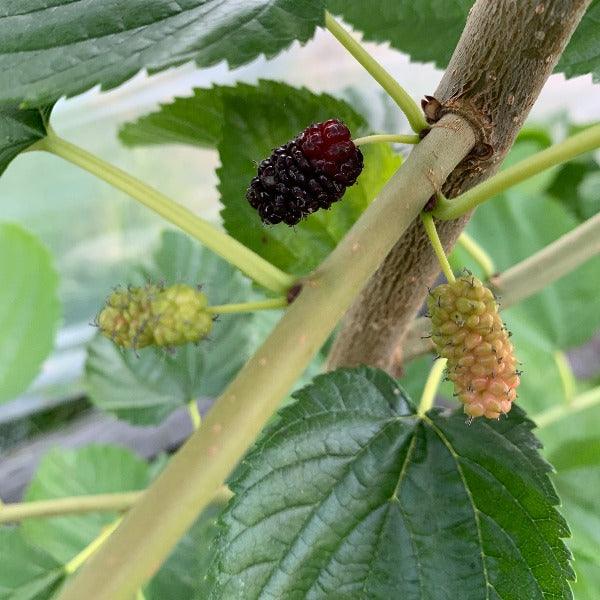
[0,528,64,600]
[327,0,600,81]
[209,367,573,599]
[0,106,50,176]
[0,223,60,404]
[120,81,402,274]
[0,1,324,107]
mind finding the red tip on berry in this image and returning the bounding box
[246,119,363,226]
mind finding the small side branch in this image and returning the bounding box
[325,11,428,133]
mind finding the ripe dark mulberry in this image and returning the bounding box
[247,119,363,226]
[428,275,520,419]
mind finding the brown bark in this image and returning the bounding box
[328,0,592,373]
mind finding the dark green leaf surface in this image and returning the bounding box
[0,1,324,107]
[85,230,261,425]
[209,367,573,599]
[0,106,49,176]
[120,81,402,274]
[0,528,64,600]
[556,0,600,82]
[0,223,60,404]
[22,445,151,564]
[328,0,600,81]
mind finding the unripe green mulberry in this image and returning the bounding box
[97,283,213,350]
[427,274,520,419]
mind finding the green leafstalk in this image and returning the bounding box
[418,358,447,416]
[31,129,295,294]
[325,11,428,133]
[433,123,600,220]
[421,212,455,282]
[534,385,600,429]
[457,232,496,279]
[553,351,576,404]
[0,492,142,523]
[64,519,123,575]
[187,400,202,430]
[205,296,288,314]
[0,486,233,523]
[353,134,420,146]
[57,114,475,600]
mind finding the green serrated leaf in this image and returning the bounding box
[209,367,573,599]
[0,528,64,600]
[22,445,151,564]
[0,223,60,404]
[327,0,472,69]
[0,1,324,107]
[0,106,50,176]
[328,0,600,82]
[85,230,260,425]
[556,0,600,82]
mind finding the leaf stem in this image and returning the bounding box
[418,358,447,416]
[553,351,576,404]
[0,486,233,523]
[324,11,428,133]
[187,400,202,430]
[64,518,122,574]
[534,385,600,429]
[420,213,455,283]
[205,296,288,314]
[433,123,600,220]
[457,232,496,279]
[32,130,295,294]
[0,492,142,524]
[353,134,420,146]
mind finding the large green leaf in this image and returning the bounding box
[85,230,262,425]
[0,1,324,107]
[0,528,64,600]
[327,0,600,81]
[120,81,402,274]
[209,367,573,599]
[0,106,49,176]
[22,445,151,564]
[0,223,60,404]
[556,0,600,82]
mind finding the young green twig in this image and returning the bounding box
[534,385,600,429]
[31,129,295,295]
[205,297,288,314]
[457,232,496,279]
[325,11,428,133]
[433,123,600,220]
[418,358,447,416]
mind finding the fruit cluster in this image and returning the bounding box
[428,274,520,419]
[246,119,363,226]
[97,283,213,349]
